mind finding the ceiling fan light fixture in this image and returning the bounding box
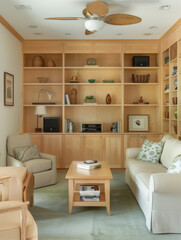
[85,19,105,32]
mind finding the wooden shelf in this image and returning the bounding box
[24,83,62,86]
[65,83,122,86]
[124,67,159,70]
[124,104,159,107]
[124,83,159,86]
[64,104,122,107]
[65,66,122,70]
[23,104,62,107]
[24,67,62,70]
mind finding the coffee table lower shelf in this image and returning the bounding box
[73,192,106,207]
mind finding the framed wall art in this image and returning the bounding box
[4,72,14,106]
[128,115,149,132]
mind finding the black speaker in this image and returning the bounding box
[132,56,150,67]
[43,117,60,132]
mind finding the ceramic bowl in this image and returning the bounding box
[88,79,95,83]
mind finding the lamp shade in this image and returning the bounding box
[35,105,47,116]
[85,19,105,32]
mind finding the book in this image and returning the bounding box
[77,161,101,170]
[80,185,100,197]
[80,195,100,201]
[65,94,70,105]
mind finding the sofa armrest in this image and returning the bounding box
[7,155,24,167]
[39,152,56,170]
[126,148,141,160]
[150,173,181,194]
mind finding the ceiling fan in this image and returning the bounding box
[45,0,142,35]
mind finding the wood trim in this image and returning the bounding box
[0,15,24,42]
[160,17,181,42]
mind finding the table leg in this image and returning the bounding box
[68,179,73,215]
[105,180,111,216]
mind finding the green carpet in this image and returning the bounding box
[30,173,181,240]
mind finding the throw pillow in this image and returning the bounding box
[14,145,40,162]
[136,139,163,164]
[167,154,181,173]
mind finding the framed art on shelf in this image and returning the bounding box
[4,72,14,106]
[128,115,149,132]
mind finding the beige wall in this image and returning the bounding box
[0,24,22,166]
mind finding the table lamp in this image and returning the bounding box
[35,105,47,132]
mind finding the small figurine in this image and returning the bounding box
[139,96,144,103]
[71,72,78,82]
[70,88,77,104]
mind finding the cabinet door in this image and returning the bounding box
[63,135,84,168]
[41,135,63,169]
[103,135,122,168]
[83,135,103,161]
[31,135,42,151]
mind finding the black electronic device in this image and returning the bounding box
[81,124,102,132]
[43,117,60,132]
[132,56,150,67]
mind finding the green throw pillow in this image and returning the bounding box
[14,145,40,162]
[167,154,181,173]
[136,139,163,164]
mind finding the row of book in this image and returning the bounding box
[65,119,74,133]
[80,185,100,201]
[112,120,120,133]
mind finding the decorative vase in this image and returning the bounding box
[106,94,111,104]
[32,55,45,67]
[46,60,56,67]
[174,109,178,119]
[70,88,77,104]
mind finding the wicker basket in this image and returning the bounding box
[131,74,150,83]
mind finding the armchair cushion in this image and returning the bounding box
[24,159,52,174]
[14,145,40,162]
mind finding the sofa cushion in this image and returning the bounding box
[136,140,163,164]
[161,139,181,168]
[14,145,40,162]
[167,154,181,173]
[24,159,51,174]
[127,158,166,182]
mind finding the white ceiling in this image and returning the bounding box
[0,0,181,40]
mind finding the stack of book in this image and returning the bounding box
[84,96,97,104]
[65,119,74,133]
[77,161,101,170]
[112,120,120,133]
[80,185,100,201]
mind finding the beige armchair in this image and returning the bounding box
[0,176,38,240]
[7,134,57,188]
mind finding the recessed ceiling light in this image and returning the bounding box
[14,4,32,10]
[149,26,158,30]
[34,33,43,36]
[160,5,170,10]
[116,33,122,36]
[28,25,38,29]
[65,33,71,36]
[144,33,152,36]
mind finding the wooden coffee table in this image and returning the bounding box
[65,161,113,216]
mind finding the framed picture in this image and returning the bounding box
[4,72,14,106]
[128,115,149,132]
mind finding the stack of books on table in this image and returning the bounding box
[77,160,101,170]
[80,185,100,201]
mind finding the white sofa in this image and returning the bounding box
[125,137,181,233]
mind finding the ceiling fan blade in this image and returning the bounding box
[85,29,95,35]
[104,14,142,25]
[45,17,85,20]
[86,1,108,17]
